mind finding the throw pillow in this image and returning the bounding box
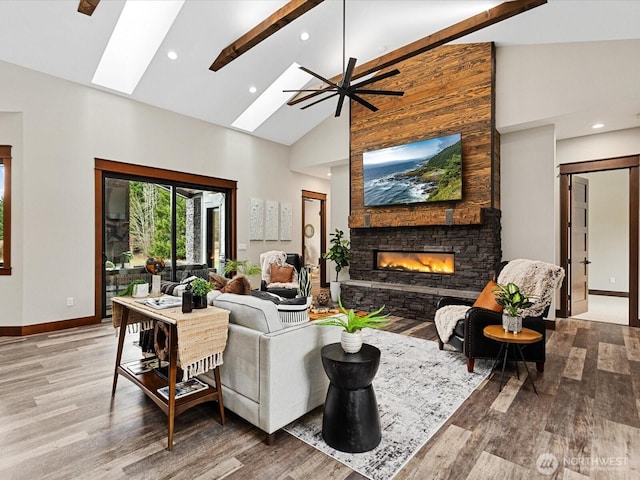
[270,264,294,283]
[473,280,503,312]
[209,273,228,290]
[221,275,251,295]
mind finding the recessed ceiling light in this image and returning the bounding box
[92,0,185,94]
[592,123,605,129]
[249,86,257,94]
[232,63,312,132]
[167,50,178,60]
[327,172,332,177]
[300,32,310,41]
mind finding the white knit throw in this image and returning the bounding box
[497,258,565,317]
[434,305,471,345]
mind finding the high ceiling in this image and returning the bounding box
[0,0,639,146]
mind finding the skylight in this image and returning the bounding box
[231,63,313,133]
[92,0,185,94]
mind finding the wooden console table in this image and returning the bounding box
[111,296,229,450]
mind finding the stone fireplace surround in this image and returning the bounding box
[341,209,502,322]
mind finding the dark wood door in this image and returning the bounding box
[570,176,589,316]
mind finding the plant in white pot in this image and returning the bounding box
[494,282,534,333]
[322,229,350,302]
[315,297,389,353]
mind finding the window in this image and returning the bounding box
[0,145,11,275]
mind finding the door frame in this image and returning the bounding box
[95,159,237,321]
[559,155,639,327]
[301,190,327,288]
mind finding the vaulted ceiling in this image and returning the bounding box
[0,0,638,146]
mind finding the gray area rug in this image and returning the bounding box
[284,329,491,480]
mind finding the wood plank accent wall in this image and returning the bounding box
[349,43,498,228]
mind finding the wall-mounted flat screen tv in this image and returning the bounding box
[363,133,462,207]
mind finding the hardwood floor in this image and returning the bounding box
[1,316,638,479]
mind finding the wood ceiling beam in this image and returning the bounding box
[288,0,548,106]
[78,0,100,16]
[210,0,324,72]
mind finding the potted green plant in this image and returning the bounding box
[223,259,262,289]
[494,282,535,333]
[190,278,212,309]
[322,229,350,302]
[121,251,133,268]
[315,297,389,353]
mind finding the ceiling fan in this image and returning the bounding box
[284,0,404,117]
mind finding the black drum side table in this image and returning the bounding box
[320,343,381,453]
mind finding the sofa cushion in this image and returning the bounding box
[473,280,503,312]
[213,293,283,333]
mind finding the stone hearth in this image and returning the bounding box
[342,209,502,322]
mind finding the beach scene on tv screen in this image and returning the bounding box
[363,133,462,206]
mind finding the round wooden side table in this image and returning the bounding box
[483,325,543,395]
[320,343,381,453]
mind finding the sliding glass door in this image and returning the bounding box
[102,175,231,317]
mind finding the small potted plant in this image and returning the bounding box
[322,229,350,302]
[190,278,212,309]
[121,251,133,268]
[223,259,262,289]
[494,282,534,333]
[315,297,389,353]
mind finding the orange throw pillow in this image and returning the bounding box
[270,264,294,283]
[473,280,503,312]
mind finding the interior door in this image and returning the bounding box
[301,190,327,288]
[570,176,590,315]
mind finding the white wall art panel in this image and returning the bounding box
[249,198,264,240]
[280,202,292,241]
[265,200,279,241]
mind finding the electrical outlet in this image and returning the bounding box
[610,277,616,284]
[238,243,247,251]
[66,297,74,307]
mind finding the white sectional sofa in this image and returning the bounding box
[198,293,341,443]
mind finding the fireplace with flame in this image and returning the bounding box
[374,251,455,275]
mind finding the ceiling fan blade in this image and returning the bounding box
[355,89,405,96]
[340,57,357,87]
[335,93,347,117]
[300,92,340,110]
[347,92,379,112]
[298,65,339,88]
[351,69,400,89]
[283,88,338,93]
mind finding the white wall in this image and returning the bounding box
[582,170,628,292]
[557,128,640,163]
[500,126,557,263]
[289,113,349,174]
[328,164,351,282]
[0,60,329,327]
